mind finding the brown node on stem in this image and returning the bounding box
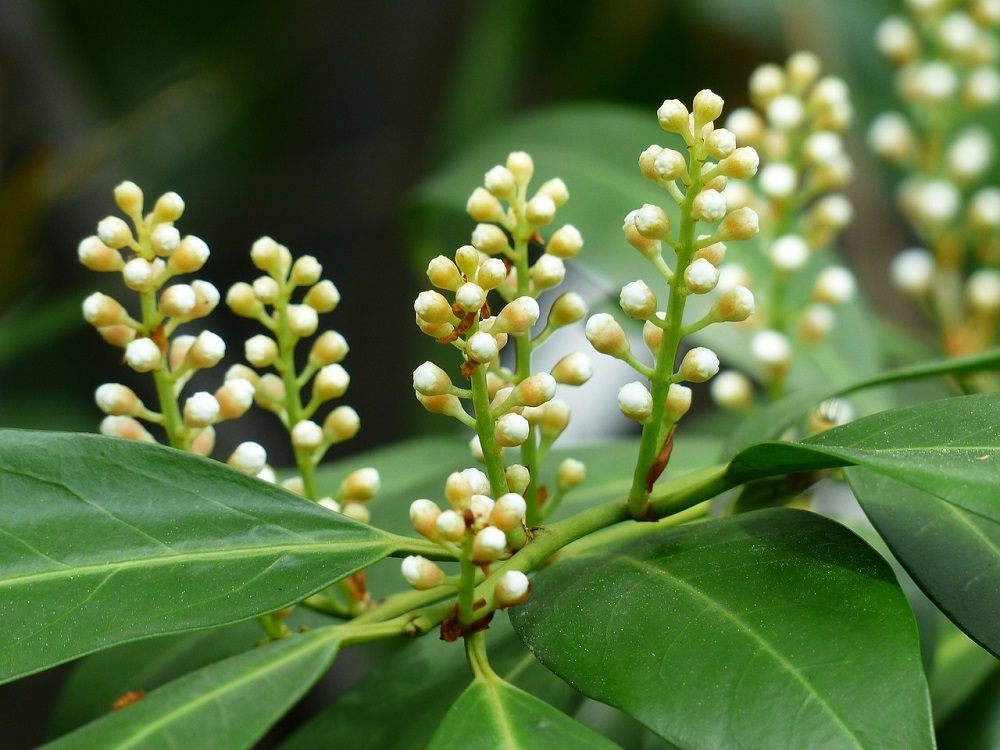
[344,571,370,605]
[535,485,549,509]
[439,604,495,642]
[645,426,675,493]
[111,690,146,710]
[460,359,480,379]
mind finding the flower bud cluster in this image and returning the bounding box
[592,90,761,438]
[870,3,1000,355]
[81,182,244,455]
[227,238,371,503]
[403,469,530,608]
[414,152,591,525]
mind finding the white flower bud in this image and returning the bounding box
[413,361,453,396]
[168,236,210,274]
[476,258,508,291]
[711,370,754,410]
[876,15,920,64]
[717,146,759,179]
[150,224,181,256]
[965,66,1000,107]
[304,280,341,313]
[666,383,693,422]
[766,95,805,130]
[409,499,442,538]
[95,383,142,416]
[467,187,506,223]
[257,373,286,411]
[190,280,220,319]
[512,372,556,407]
[318,497,341,512]
[159,284,197,320]
[557,458,586,492]
[473,526,508,563]
[657,99,690,133]
[649,147,688,183]
[623,209,662,259]
[506,151,534,185]
[484,165,517,200]
[684,258,720,294]
[680,347,720,383]
[471,223,510,255]
[467,331,500,363]
[770,234,810,272]
[215,378,255,419]
[712,286,756,322]
[725,108,765,145]
[868,112,915,163]
[813,266,856,305]
[547,292,587,329]
[324,405,361,442]
[114,181,143,215]
[228,442,268,474]
[100,415,155,442]
[445,471,474,508]
[494,570,531,607]
[168,335,195,370]
[314,363,351,400]
[455,282,487,314]
[309,330,349,365]
[455,245,481,279]
[716,208,760,241]
[250,237,288,276]
[287,304,319,338]
[538,177,569,207]
[585,313,631,359]
[226,282,264,318]
[759,163,798,200]
[947,128,994,183]
[125,337,161,372]
[618,381,653,422]
[122,257,155,292]
[338,467,381,501]
[78,236,124,272]
[83,292,130,328]
[633,204,671,240]
[493,296,540,334]
[692,89,724,126]
[98,324,136,348]
[245,335,279,368]
[401,556,445,590]
[154,192,185,222]
[97,216,132,250]
[798,304,836,343]
[495,412,530,447]
[890,248,935,296]
[619,280,657,319]
[183,391,220,428]
[491,493,527,531]
[291,420,324,451]
[967,269,1000,313]
[546,224,583,258]
[414,290,455,325]
[749,63,786,108]
[751,330,791,371]
[550,352,592,386]
[692,189,727,223]
[469,494,495,525]
[435,510,467,541]
[705,128,737,159]
[803,131,843,166]
[526,194,557,227]
[187,330,226,369]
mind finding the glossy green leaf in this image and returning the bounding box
[428,677,620,750]
[40,626,341,750]
[279,615,583,750]
[511,509,934,750]
[0,430,400,683]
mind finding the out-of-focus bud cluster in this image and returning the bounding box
[590,90,761,439]
[403,468,531,608]
[414,151,590,524]
[709,52,859,405]
[227,237,375,509]
[871,1,1000,356]
[81,182,246,456]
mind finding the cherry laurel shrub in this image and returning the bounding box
[6,9,1000,749]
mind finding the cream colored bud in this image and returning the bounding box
[633,204,671,240]
[467,187,506,223]
[187,330,226,369]
[620,280,657,319]
[100,415,155,443]
[494,570,531,607]
[455,245,482,279]
[436,509,467,541]
[342,503,370,523]
[309,330,350,365]
[512,372,556,408]
[770,234,810,273]
[693,89,725,127]
[95,383,142,416]
[692,189,727,223]
[314,363,350,400]
[250,237,286,276]
[168,236,209,274]
[749,63,786,107]
[551,352,592,386]
[98,324,136,348]
[159,284,197,320]
[493,297,540,335]
[876,16,920,64]
[190,280,220,320]
[97,216,132,250]
[83,292,130,328]
[711,370,754,410]
[623,210,662,259]
[712,286,756,322]
[666,383,692,422]
[680,347,720,383]
[547,224,583,258]
[168,335,195,370]
[414,290,455,324]
[471,223,510,255]
[538,177,569,207]
[287,304,319,338]
[495,412,530,447]
[444,470,474,508]
[506,151,535,185]
[215,378,255,419]
[491,493,527,531]
[417,393,469,420]
[304,280,341,313]
[226,282,264,318]
[114,181,143,215]
[725,108,765,145]
[484,165,517,200]
[618,381,653,422]
[547,292,587,329]
[467,331,500,363]
[684,258,720,294]
[585,313,631,360]
[525,194,557,227]
[413,361,453,396]
[401,556,445,590]
[751,330,791,372]
[505,464,531,494]
[967,269,1000,314]
[252,276,280,305]
[125,337,161,372]
[469,494,495,525]
[890,248,935,297]
[537,399,571,440]
[193,428,217,457]
[813,267,856,305]
[338,467,380,502]
[557,458,586,492]
[477,258,508,291]
[153,192,185,222]
[473,526,508,563]
[410,499,442,539]
[245,335,279,368]
[531,254,565,290]
[257,373,286,412]
[798,304,835,343]
[183,391,220,428]
[228,442,267,474]
[150,224,181,256]
[705,127,737,159]
[122,257,155,292]
[717,147,759,179]
[766,95,805,130]
[78,236,124,272]
[226,364,259,387]
[657,99,690,133]
[455,282,487,314]
[291,420,324,451]
[717,207,760,241]
[324,405,361,442]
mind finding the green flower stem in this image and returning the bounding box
[465,629,496,681]
[457,535,479,626]
[626,142,704,518]
[140,290,188,450]
[471,365,509,498]
[337,600,455,645]
[257,614,290,640]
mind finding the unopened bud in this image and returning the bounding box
[338,467,380,502]
[291,420,324,451]
[550,352,592,386]
[314,364,351,400]
[324,405,361,442]
[410,499,442,538]
[125,337,161,372]
[618,381,653,422]
[401,556,445,590]
[493,296,540,334]
[546,224,583,258]
[183,391,220,428]
[95,383,142,416]
[228,442,268,474]
[304,280,341,313]
[97,216,132,250]
[680,347,720,383]
[495,412,530,447]
[585,313,631,359]
[472,526,508,563]
[557,457,586,491]
[78,237,124,272]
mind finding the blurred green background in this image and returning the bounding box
[0,0,938,745]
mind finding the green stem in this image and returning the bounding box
[471,365,509,497]
[458,535,478,625]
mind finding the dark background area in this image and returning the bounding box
[0,0,925,746]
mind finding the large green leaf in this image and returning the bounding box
[428,677,621,750]
[279,615,582,750]
[510,509,934,750]
[40,626,341,750]
[0,430,401,683]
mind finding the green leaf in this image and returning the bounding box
[40,626,341,750]
[279,615,583,750]
[0,430,399,683]
[428,678,620,750]
[510,509,934,750]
